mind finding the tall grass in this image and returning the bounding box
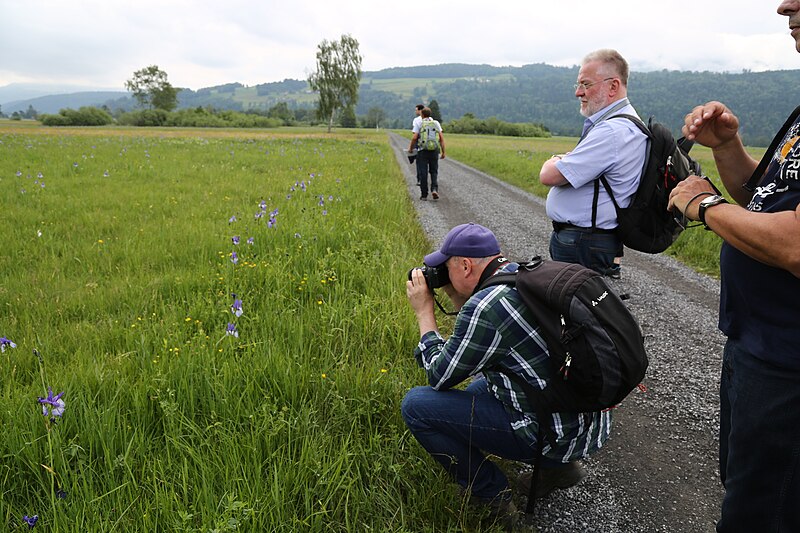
[0,126,508,531]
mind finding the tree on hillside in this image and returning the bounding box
[125,65,179,112]
[429,100,443,123]
[365,107,386,129]
[307,34,362,132]
[339,106,357,128]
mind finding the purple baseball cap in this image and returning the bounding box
[424,223,501,267]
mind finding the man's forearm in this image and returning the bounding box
[711,136,760,206]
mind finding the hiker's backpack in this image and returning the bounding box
[593,115,702,254]
[418,118,440,151]
[479,257,647,414]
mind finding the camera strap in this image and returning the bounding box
[472,256,509,296]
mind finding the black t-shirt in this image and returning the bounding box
[719,116,800,369]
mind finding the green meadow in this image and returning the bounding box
[0,124,510,532]
[1,122,748,531]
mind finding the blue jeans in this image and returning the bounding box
[717,339,800,532]
[549,228,621,277]
[415,150,439,197]
[401,378,541,501]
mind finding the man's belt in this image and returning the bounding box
[552,221,617,234]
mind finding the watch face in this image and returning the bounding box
[701,195,724,206]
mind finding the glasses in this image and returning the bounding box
[573,77,615,91]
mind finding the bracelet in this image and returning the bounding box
[683,192,715,219]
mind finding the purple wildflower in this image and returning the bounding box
[318,198,325,207]
[23,515,38,528]
[103,170,110,177]
[259,200,267,211]
[226,323,239,338]
[231,251,238,264]
[294,233,301,239]
[0,337,17,352]
[322,210,328,216]
[38,387,65,418]
[231,298,243,317]
[247,237,254,245]
[15,170,22,177]
[228,215,237,224]
[37,172,43,179]
[232,236,240,245]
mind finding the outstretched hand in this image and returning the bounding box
[682,101,740,149]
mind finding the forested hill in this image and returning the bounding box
[6,63,800,146]
[357,63,800,146]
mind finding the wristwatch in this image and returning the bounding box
[697,194,728,229]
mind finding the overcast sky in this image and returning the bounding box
[2,0,799,91]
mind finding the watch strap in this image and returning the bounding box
[698,195,728,229]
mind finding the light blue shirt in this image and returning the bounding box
[546,99,648,229]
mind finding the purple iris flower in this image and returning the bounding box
[228,215,237,224]
[0,337,17,352]
[231,251,238,264]
[259,200,267,211]
[232,236,240,245]
[247,237,254,245]
[226,323,239,338]
[23,515,38,528]
[38,387,65,418]
[231,298,243,317]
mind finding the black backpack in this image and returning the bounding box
[479,257,648,513]
[593,115,702,253]
[480,257,647,414]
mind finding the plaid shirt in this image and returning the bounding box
[414,263,612,462]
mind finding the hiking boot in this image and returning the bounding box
[517,461,587,499]
[432,191,439,200]
[469,493,518,531]
[420,195,428,201]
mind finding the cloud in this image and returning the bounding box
[1,0,798,91]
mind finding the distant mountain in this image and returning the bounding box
[0,83,121,107]
[3,64,799,146]
[3,91,127,114]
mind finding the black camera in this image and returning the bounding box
[408,264,450,290]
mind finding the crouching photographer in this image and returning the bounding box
[402,223,609,528]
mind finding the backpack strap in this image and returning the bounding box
[743,104,800,192]
[590,114,651,229]
[478,262,557,514]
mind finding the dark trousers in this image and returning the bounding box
[549,226,621,277]
[401,378,539,501]
[416,150,439,197]
[717,339,800,532]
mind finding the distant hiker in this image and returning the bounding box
[409,107,445,201]
[667,2,800,530]
[539,49,647,278]
[410,104,425,183]
[402,223,606,527]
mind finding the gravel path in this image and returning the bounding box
[389,133,726,532]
